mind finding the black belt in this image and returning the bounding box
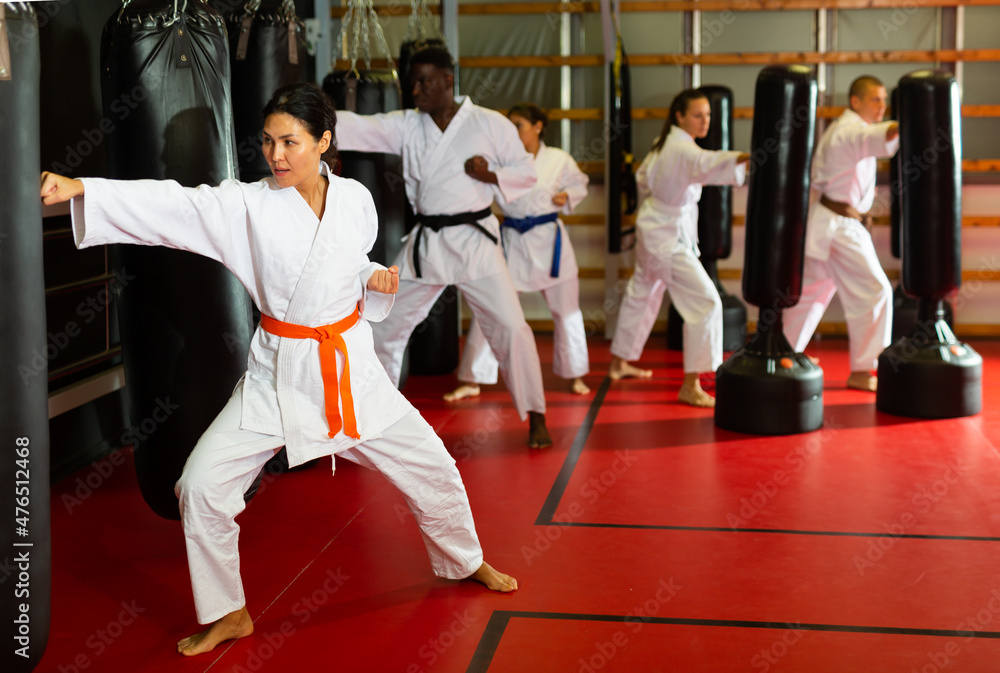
[412,206,496,278]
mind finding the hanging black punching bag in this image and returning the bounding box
[322,70,408,280]
[876,70,981,419]
[667,85,747,353]
[0,6,52,670]
[226,0,306,183]
[102,0,254,519]
[715,65,823,436]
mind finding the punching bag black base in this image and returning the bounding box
[715,316,823,435]
[876,302,981,419]
[667,294,747,353]
[891,285,953,343]
[407,285,460,376]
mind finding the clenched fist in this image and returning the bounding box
[40,171,84,205]
[464,155,497,185]
[367,265,399,295]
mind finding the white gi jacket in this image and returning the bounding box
[496,143,588,292]
[335,96,537,285]
[70,163,413,468]
[635,125,746,260]
[806,108,900,261]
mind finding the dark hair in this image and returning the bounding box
[508,102,548,140]
[849,75,884,102]
[650,88,709,153]
[409,46,455,74]
[261,82,338,165]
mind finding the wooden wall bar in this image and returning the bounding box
[332,0,1000,18]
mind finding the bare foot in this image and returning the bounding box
[807,355,820,365]
[443,383,481,402]
[570,377,591,395]
[177,606,254,657]
[678,382,716,408]
[528,411,552,448]
[609,356,652,380]
[468,561,518,592]
[847,371,877,392]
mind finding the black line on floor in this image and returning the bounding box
[540,520,1000,542]
[535,376,611,526]
[466,611,512,673]
[465,609,1000,668]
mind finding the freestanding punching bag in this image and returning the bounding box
[888,87,952,341]
[715,65,823,436]
[876,71,981,419]
[667,85,747,353]
[102,0,254,519]
[226,0,306,183]
[1,6,52,669]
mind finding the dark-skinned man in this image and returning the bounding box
[334,47,552,448]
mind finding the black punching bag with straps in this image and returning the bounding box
[101,0,254,519]
[877,70,981,419]
[226,0,307,182]
[715,65,823,436]
[0,6,52,670]
[667,85,747,353]
[322,71,408,286]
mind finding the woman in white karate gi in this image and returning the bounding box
[40,83,515,658]
[608,89,749,407]
[445,103,591,401]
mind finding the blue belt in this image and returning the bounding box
[501,212,562,278]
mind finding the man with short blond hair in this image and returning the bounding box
[783,75,900,392]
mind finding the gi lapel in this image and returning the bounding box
[417,96,474,196]
[274,166,341,450]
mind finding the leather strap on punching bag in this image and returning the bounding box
[226,0,306,183]
[101,0,254,520]
[0,5,52,670]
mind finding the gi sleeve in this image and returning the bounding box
[559,154,590,215]
[635,152,653,205]
[355,187,394,322]
[489,116,538,203]
[71,178,251,273]
[842,120,899,161]
[335,110,407,155]
[686,147,746,187]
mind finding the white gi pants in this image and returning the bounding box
[457,276,590,385]
[610,236,722,374]
[370,273,547,419]
[175,385,483,625]
[783,219,893,372]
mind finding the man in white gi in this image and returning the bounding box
[335,47,552,448]
[783,75,900,392]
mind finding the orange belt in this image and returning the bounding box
[260,307,361,439]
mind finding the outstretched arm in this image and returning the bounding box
[41,171,252,282]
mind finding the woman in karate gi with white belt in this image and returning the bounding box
[40,82,515,658]
[608,89,750,407]
[445,103,592,401]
